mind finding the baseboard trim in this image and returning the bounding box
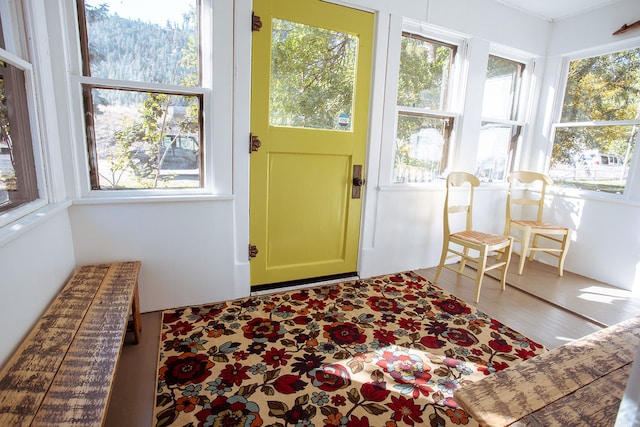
[251,272,358,294]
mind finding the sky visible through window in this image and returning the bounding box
[85,0,193,25]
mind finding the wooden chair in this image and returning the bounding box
[505,171,571,276]
[434,172,513,302]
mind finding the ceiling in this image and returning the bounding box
[497,0,623,20]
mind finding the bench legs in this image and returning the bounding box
[131,280,142,344]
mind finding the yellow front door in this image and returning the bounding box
[250,0,373,287]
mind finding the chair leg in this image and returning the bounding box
[459,247,470,273]
[517,227,532,275]
[557,230,571,276]
[434,239,449,283]
[529,234,540,262]
[473,246,489,303]
[500,223,513,262]
[499,240,513,291]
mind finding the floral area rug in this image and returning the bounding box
[154,271,546,427]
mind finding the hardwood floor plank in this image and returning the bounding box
[488,255,640,327]
[417,266,603,349]
[104,311,161,427]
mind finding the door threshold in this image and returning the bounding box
[251,272,359,296]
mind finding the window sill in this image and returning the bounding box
[72,192,234,206]
[377,180,508,192]
[0,200,72,248]
[548,185,640,207]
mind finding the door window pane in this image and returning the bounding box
[269,19,357,131]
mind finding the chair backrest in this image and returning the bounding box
[444,171,480,235]
[506,171,553,225]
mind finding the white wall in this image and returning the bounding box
[0,207,76,364]
[547,0,640,57]
[560,196,640,291]
[69,199,239,312]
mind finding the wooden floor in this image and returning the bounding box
[105,260,639,427]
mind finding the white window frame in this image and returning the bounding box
[0,0,48,229]
[477,46,536,183]
[549,39,640,201]
[64,0,231,200]
[379,17,467,188]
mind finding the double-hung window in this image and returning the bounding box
[76,0,204,190]
[549,47,640,195]
[0,3,44,218]
[475,54,526,182]
[393,32,458,184]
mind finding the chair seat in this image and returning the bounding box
[512,220,568,231]
[451,230,510,246]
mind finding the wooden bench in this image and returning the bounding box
[0,261,142,426]
[454,315,640,426]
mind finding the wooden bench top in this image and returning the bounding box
[454,315,640,426]
[0,261,141,427]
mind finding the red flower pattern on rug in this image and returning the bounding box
[155,271,546,426]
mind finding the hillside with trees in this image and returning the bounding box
[86,4,196,103]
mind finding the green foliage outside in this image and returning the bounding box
[86,4,197,95]
[269,19,357,131]
[551,48,640,194]
[396,36,451,110]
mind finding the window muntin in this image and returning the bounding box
[269,19,357,132]
[476,55,524,182]
[550,48,640,195]
[393,34,457,183]
[77,0,203,190]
